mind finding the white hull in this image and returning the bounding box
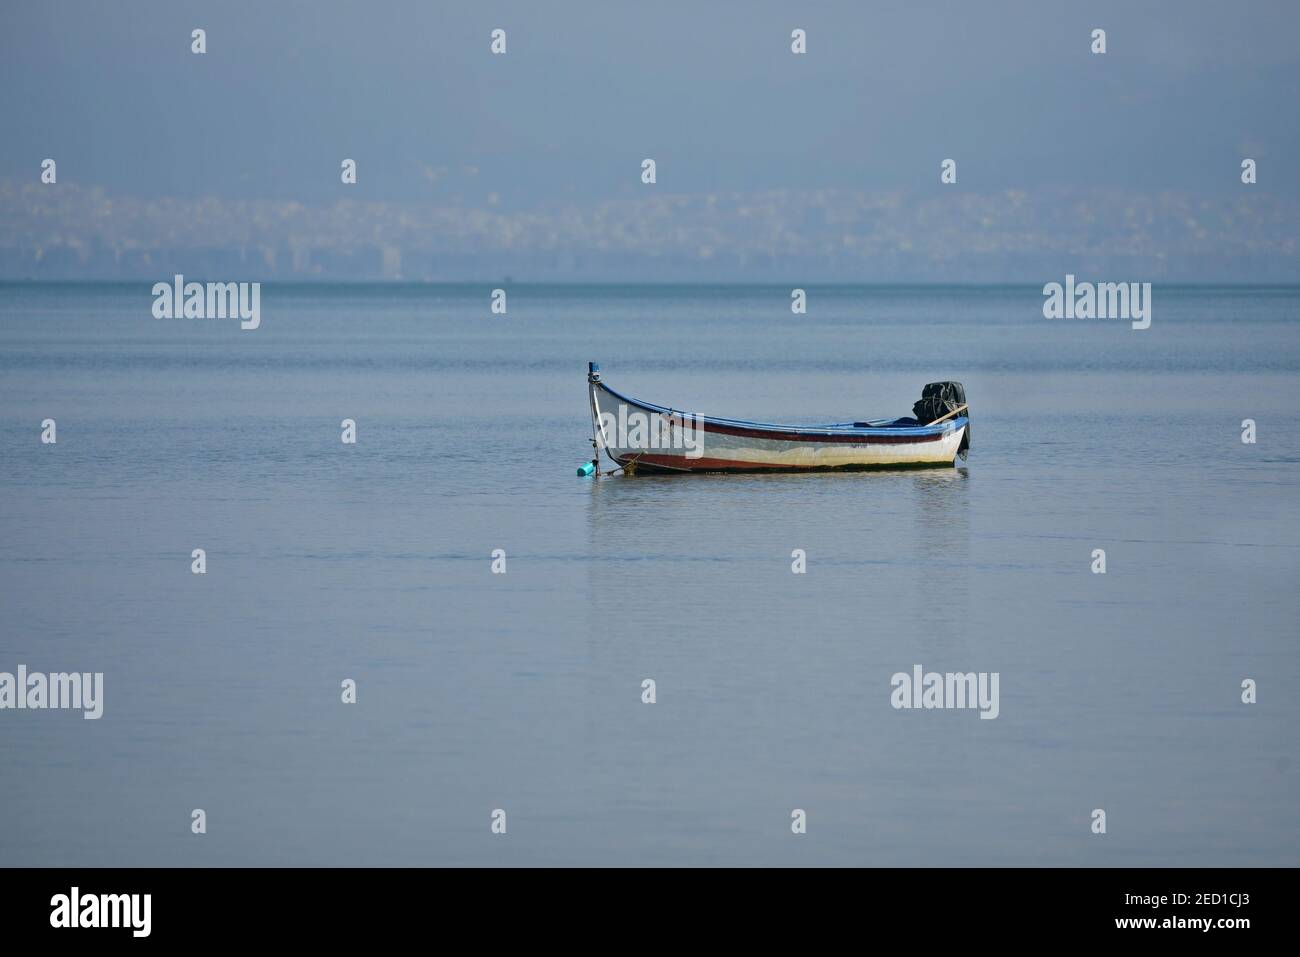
[587,369,968,474]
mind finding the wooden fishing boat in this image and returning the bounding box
[584,363,969,475]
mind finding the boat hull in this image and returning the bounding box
[588,373,967,474]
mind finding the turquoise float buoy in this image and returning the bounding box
[577,460,595,476]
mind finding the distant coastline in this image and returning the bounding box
[4,181,1298,284]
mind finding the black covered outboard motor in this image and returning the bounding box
[913,381,970,457]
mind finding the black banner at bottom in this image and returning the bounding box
[0,867,1282,942]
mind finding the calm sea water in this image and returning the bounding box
[1,282,1297,866]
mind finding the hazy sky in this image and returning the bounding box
[2,0,1297,279]
[5,0,1298,202]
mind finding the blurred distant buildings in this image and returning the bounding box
[2,180,1296,282]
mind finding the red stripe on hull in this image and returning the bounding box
[634,403,948,443]
[619,453,955,473]
[695,420,945,443]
